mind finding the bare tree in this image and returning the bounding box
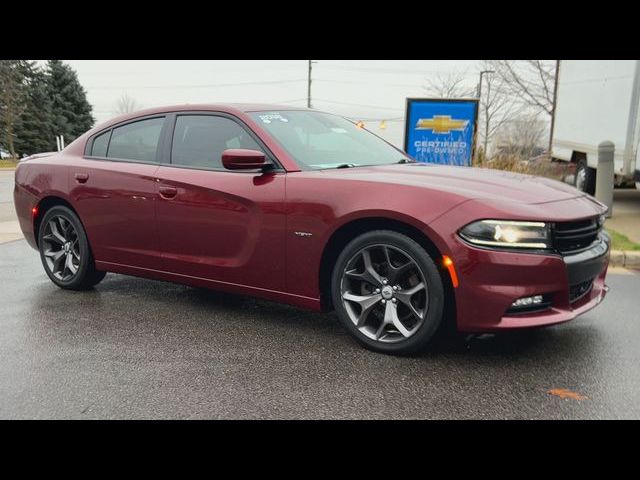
[494,113,548,159]
[487,60,556,117]
[478,69,522,158]
[424,71,475,98]
[114,93,140,114]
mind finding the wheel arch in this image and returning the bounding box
[318,216,456,325]
[33,196,83,248]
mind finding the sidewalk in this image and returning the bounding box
[0,202,21,244]
[0,170,21,244]
[606,189,640,244]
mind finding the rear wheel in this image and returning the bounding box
[574,158,596,195]
[331,230,444,355]
[38,205,106,290]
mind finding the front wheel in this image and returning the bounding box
[38,205,106,290]
[331,230,445,355]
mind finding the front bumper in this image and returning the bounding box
[451,235,610,333]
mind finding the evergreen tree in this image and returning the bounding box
[0,60,28,158]
[46,60,95,145]
[14,62,56,155]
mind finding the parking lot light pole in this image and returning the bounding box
[476,70,495,100]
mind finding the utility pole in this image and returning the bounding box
[548,60,560,156]
[307,60,317,109]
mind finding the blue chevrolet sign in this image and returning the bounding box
[404,98,479,166]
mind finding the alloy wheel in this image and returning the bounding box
[42,215,81,281]
[340,244,428,343]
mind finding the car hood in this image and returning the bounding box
[317,163,585,205]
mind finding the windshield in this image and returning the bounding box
[248,110,412,169]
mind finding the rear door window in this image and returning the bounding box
[106,117,165,163]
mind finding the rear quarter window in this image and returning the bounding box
[91,130,111,157]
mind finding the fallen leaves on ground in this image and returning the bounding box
[547,388,587,401]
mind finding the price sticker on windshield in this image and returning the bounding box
[258,113,289,124]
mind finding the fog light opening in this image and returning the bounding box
[506,294,552,315]
[511,295,544,308]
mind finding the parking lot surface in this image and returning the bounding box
[2,170,639,419]
[1,238,639,419]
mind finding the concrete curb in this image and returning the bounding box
[610,250,640,268]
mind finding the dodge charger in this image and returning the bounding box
[14,104,610,354]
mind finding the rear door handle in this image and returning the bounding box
[158,186,178,199]
[74,173,89,183]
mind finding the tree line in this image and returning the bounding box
[0,60,94,158]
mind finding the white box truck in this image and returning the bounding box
[551,60,640,194]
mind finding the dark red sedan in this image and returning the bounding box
[14,104,610,354]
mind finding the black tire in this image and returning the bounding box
[38,205,106,290]
[575,159,596,195]
[331,230,445,356]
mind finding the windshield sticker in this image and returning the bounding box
[258,113,289,124]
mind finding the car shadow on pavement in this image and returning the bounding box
[26,273,607,364]
[424,323,607,366]
[28,272,340,334]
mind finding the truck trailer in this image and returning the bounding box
[551,60,640,194]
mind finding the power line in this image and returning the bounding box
[346,116,404,122]
[319,64,475,76]
[314,78,431,89]
[76,62,305,77]
[313,98,404,112]
[84,78,307,90]
[272,98,307,104]
[92,98,309,115]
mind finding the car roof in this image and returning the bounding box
[123,103,309,117]
[90,103,319,132]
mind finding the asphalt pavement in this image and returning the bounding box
[1,237,639,419]
[2,169,639,419]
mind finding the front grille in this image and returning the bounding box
[553,217,601,253]
[569,279,594,303]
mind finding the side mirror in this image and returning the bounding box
[221,149,270,171]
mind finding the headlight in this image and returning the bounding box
[459,220,550,249]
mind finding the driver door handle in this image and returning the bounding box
[158,186,178,199]
[74,173,89,183]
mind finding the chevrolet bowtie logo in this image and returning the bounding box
[416,115,469,134]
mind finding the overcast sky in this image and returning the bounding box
[42,60,483,146]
